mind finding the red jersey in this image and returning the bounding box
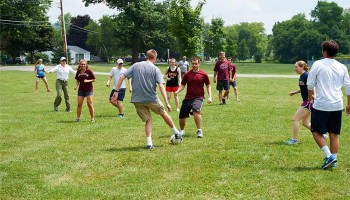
[214,60,231,80]
[75,69,95,92]
[230,63,236,79]
[182,70,210,100]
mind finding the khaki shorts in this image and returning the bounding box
[134,101,165,122]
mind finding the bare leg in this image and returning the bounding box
[193,112,202,129]
[329,133,339,154]
[174,92,179,110]
[179,118,186,130]
[86,95,94,121]
[234,87,239,101]
[312,131,327,148]
[160,111,175,128]
[291,107,310,140]
[117,101,124,114]
[145,117,152,137]
[218,90,223,104]
[77,96,84,119]
[35,77,39,93]
[42,77,51,92]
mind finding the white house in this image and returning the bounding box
[68,45,90,64]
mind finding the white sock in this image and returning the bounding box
[321,146,332,158]
[146,136,152,146]
[171,126,179,134]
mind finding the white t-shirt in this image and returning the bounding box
[307,58,350,111]
[110,67,127,89]
[178,60,189,72]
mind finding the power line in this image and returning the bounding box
[0,22,52,27]
[0,19,51,24]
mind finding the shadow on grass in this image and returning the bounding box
[278,166,321,171]
[105,145,165,152]
[57,120,77,124]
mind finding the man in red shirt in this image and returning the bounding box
[213,51,232,105]
[175,56,212,138]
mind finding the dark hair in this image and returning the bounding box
[191,56,200,63]
[321,40,339,57]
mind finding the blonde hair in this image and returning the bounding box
[146,49,157,60]
[36,58,43,65]
[295,60,308,72]
[77,59,89,71]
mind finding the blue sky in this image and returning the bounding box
[48,0,350,34]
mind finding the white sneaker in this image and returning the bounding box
[323,134,328,140]
[179,130,185,137]
[197,130,203,138]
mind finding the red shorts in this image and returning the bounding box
[166,86,179,92]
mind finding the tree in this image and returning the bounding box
[168,0,206,58]
[0,0,54,63]
[224,25,239,59]
[67,15,93,53]
[237,39,249,62]
[83,0,174,63]
[204,18,227,58]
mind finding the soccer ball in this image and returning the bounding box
[170,134,183,145]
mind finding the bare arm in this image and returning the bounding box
[159,83,171,111]
[128,78,132,93]
[106,76,113,87]
[177,67,182,85]
[346,95,350,115]
[175,84,186,96]
[206,84,212,104]
[213,71,217,83]
[289,90,301,96]
[74,80,79,90]
[307,89,314,102]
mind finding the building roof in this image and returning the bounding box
[67,45,90,54]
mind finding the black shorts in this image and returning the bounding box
[37,75,45,79]
[109,88,126,101]
[179,98,203,119]
[311,108,342,135]
[216,80,230,91]
[229,81,237,88]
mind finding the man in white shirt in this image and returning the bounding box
[178,56,189,78]
[106,58,131,118]
[307,40,350,170]
[48,57,76,112]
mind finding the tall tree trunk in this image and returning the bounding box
[131,36,139,64]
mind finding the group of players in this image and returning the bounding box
[34,40,350,169]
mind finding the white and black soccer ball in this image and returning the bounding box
[170,134,183,145]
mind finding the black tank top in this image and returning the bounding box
[166,66,179,87]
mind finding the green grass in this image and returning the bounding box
[0,70,349,199]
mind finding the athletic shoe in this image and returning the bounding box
[54,107,58,111]
[91,119,95,122]
[323,134,328,140]
[179,130,185,137]
[146,145,154,149]
[332,162,337,169]
[222,98,226,105]
[236,98,240,102]
[176,108,180,112]
[118,114,125,118]
[75,118,80,122]
[285,139,298,145]
[197,130,203,138]
[66,109,71,112]
[321,155,337,170]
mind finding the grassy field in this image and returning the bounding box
[0,67,350,199]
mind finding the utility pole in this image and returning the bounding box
[60,0,68,60]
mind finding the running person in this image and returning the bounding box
[106,58,132,118]
[164,58,181,111]
[213,51,231,105]
[175,56,212,138]
[285,61,327,145]
[34,58,52,93]
[74,59,96,122]
[307,40,350,169]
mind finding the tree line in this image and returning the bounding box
[0,0,349,64]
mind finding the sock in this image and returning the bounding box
[172,127,179,134]
[197,129,202,132]
[332,154,337,159]
[321,146,332,158]
[146,136,152,146]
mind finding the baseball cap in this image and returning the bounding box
[117,59,124,64]
[60,57,67,61]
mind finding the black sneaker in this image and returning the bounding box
[146,145,154,149]
[54,107,58,111]
[66,109,71,112]
[222,98,226,105]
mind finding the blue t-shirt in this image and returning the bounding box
[299,72,308,101]
[36,64,45,77]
